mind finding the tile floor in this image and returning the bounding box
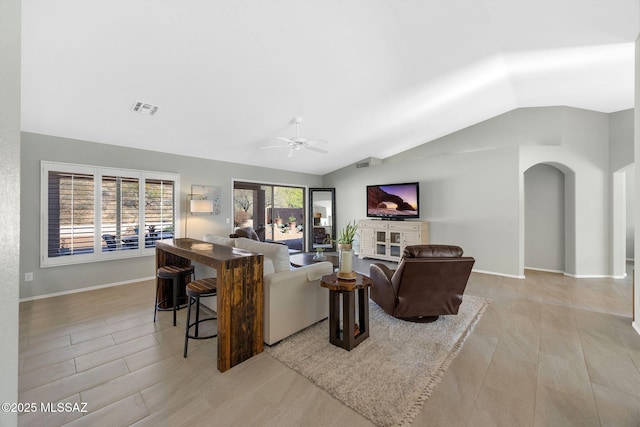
[17,261,640,426]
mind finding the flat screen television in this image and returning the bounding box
[367,182,419,220]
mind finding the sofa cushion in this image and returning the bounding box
[202,234,236,247]
[235,237,291,273]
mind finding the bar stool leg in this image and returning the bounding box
[172,276,178,326]
[153,280,159,322]
[184,294,194,358]
[195,296,200,337]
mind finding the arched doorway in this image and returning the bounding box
[524,163,566,274]
[521,162,576,276]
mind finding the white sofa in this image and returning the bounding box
[202,234,333,345]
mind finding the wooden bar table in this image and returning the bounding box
[156,238,264,372]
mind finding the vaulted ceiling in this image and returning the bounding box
[21,0,639,175]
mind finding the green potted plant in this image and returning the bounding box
[313,245,326,260]
[288,215,297,230]
[336,220,358,248]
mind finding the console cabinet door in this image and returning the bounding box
[359,228,375,256]
[359,219,429,261]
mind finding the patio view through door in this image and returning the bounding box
[233,181,305,252]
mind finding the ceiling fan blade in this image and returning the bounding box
[287,149,295,158]
[276,136,294,143]
[306,146,328,154]
[260,144,286,149]
[306,139,328,145]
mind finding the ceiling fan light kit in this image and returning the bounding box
[262,117,328,157]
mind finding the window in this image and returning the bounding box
[42,161,179,267]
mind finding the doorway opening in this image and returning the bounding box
[612,164,634,278]
[233,181,305,252]
[524,163,567,275]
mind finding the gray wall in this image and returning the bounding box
[610,109,634,172]
[326,145,522,276]
[20,133,323,299]
[609,109,635,262]
[327,106,629,278]
[0,0,20,424]
[524,164,565,272]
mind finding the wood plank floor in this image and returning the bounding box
[18,262,640,426]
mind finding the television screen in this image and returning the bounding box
[367,182,419,219]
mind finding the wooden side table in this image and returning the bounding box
[320,272,373,351]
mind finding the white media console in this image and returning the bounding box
[358,219,429,263]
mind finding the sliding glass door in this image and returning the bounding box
[233,181,305,252]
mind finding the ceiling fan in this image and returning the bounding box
[261,117,328,157]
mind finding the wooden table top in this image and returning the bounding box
[320,272,372,291]
[156,238,261,268]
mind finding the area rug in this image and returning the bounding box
[265,295,487,427]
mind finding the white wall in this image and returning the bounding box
[327,106,626,278]
[626,168,635,259]
[0,0,20,424]
[524,164,565,272]
[20,132,323,299]
[634,34,640,333]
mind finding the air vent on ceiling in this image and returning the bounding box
[131,101,158,115]
[356,157,382,168]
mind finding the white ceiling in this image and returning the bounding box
[21,0,640,175]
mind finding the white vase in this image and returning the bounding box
[337,243,357,280]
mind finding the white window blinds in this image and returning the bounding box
[42,161,180,267]
[47,170,95,258]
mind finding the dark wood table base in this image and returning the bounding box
[328,287,370,350]
[321,272,373,351]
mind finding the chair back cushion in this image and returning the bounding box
[233,227,260,240]
[393,257,474,318]
[403,244,463,259]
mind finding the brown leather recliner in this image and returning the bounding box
[370,245,475,323]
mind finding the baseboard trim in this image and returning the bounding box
[19,276,155,302]
[472,269,525,279]
[610,274,628,279]
[633,321,640,337]
[563,273,613,279]
[524,267,564,274]
[472,269,624,280]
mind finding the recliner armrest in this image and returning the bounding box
[370,263,398,315]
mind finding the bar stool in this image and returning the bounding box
[155,264,195,326]
[183,277,218,358]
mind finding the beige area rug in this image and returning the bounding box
[265,295,488,427]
